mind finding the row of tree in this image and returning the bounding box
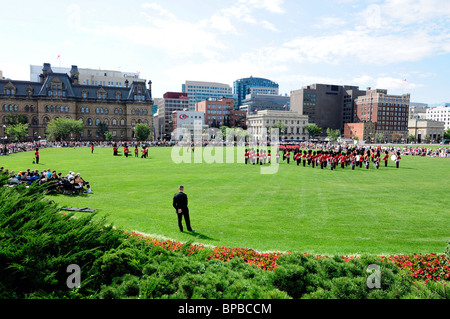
[4,117,152,142]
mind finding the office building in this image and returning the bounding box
[195,97,246,129]
[353,88,410,141]
[1,63,153,141]
[171,110,207,140]
[182,80,235,111]
[233,77,279,107]
[239,93,290,115]
[30,64,142,88]
[426,105,450,130]
[409,102,429,119]
[156,92,189,140]
[290,84,366,135]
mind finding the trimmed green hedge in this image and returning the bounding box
[0,176,448,299]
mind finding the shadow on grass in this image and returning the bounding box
[184,231,216,241]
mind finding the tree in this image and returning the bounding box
[326,128,340,142]
[96,122,109,140]
[134,123,151,141]
[6,123,29,142]
[391,132,403,144]
[5,114,28,125]
[105,132,113,142]
[46,118,84,141]
[376,133,385,143]
[306,124,321,139]
[444,128,450,140]
[408,134,416,143]
[272,121,286,136]
[219,125,229,138]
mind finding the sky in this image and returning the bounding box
[1,0,449,104]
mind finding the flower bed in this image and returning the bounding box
[382,253,450,283]
[207,246,285,271]
[128,232,450,283]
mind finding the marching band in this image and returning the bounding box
[244,147,402,170]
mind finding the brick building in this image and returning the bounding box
[195,97,246,129]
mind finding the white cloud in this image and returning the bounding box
[351,75,424,92]
[141,3,176,20]
[240,0,285,14]
[207,15,237,34]
[220,1,283,32]
[279,24,450,65]
[313,17,348,29]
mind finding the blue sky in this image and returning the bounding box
[1,0,449,104]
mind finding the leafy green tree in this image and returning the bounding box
[5,123,29,142]
[376,133,385,143]
[272,121,286,136]
[46,118,84,141]
[96,122,109,140]
[219,125,229,138]
[408,134,416,143]
[444,128,450,140]
[306,124,321,139]
[4,114,28,125]
[105,132,113,142]
[134,123,151,141]
[326,128,340,142]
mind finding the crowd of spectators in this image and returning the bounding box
[1,167,90,194]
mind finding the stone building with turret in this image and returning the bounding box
[0,63,153,141]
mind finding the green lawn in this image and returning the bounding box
[1,146,449,255]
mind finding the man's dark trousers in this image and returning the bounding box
[177,208,192,232]
[173,191,193,232]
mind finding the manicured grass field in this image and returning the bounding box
[1,146,449,255]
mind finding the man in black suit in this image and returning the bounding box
[173,185,194,232]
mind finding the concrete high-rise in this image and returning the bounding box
[290,84,365,135]
[30,64,143,88]
[156,92,189,140]
[182,80,235,111]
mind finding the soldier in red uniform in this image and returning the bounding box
[395,151,401,168]
[383,151,389,167]
[35,148,39,164]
